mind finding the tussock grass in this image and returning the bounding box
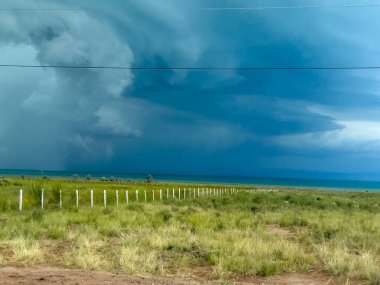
[64,235,110,270]
[206,229,314,276]
[3,238,44,264]
[316,243,378,280]
[119,243,162,275]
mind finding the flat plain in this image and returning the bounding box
[0,177,379,284]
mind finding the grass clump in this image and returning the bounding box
[119,243,162,275]
[64,236,110,270]
[257,261,278,277]
[4,238,44,265]
[316,243,378,280]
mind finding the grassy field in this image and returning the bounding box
[0,176,379,284]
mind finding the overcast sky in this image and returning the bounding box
[1,0,380,179]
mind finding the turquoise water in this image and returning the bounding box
[1,169,380,191]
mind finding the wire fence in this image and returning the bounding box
[15,187,241,211]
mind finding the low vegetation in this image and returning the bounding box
[0,177,379,284]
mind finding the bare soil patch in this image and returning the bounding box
[267,224,295,238]
[0,267,366,285]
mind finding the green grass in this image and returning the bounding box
[0,177,379,283]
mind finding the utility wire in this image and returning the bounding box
[1,4,380,12]
[0,8,82,11]
[1,64,380,71]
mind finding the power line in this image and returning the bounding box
[1,64,380,71]
[180,4,380,10]
[1,4,380,12]
[0,8,82,11]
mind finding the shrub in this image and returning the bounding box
[0,177,10,186]
[146,174,154,184]
[159,210,172,223]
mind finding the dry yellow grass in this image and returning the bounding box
[316,243,378,280]
[119,243,163,275]
[4,238,44,265]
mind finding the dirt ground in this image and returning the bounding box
[0,267,364,285]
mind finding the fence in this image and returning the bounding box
[17,187,240,211]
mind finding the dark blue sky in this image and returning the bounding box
[1,0,380,179]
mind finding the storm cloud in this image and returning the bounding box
[1,0,380,178]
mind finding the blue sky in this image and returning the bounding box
[1,0,380,179]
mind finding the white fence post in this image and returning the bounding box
[90,190,94,207]
[126,190,129,204]
[19,189,23,211]
[59,190,62,209]
[116,190,119,206]
[172,189,175,199]
[197,188,200,197]
[144,190,147,203]
[153,190,155,202]
[166,189,169,200]
[136,190,139,202]
[104,190,107,207]
[193,188,196,198]
[41,189,44,209]
[184,188,186,200]
[160,189,163,202]
[178,188,181,200]
[76,190,79,208]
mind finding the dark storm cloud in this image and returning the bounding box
[2,0,380,178]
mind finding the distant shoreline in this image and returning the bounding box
[1,169,380,191]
